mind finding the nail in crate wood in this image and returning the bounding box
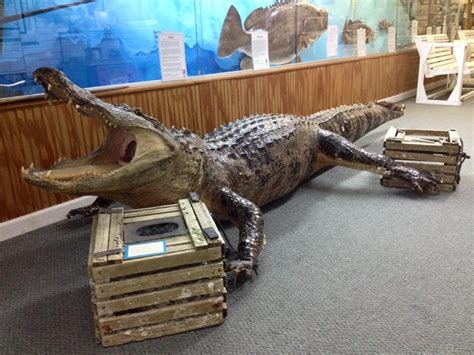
[381,127,463,192]
[88,200,227,347]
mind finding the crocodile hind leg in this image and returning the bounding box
[314,129,441,193]
[217,187,265,284]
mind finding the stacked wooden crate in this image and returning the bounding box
[88,199,227,347]
[381,127,464,192]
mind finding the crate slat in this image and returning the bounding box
[385,150,458,164]
[124,205,181,219]
[96,278,225,316]
[179,199,208,249]
[92,246,222,283]
[384,141,460,154]
[191,201,225,247]
[99,295,225,332]
[123,210,182,224]
[94,263,224,301]
[108,209,124,263]
[93,214,111,266]
[101,312,224,347]
[381,177,455,192]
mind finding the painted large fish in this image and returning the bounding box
[218,1,328,69]
[342,18,375,45]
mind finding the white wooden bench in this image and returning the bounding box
[457,29,474,61]
[415,34,474,105]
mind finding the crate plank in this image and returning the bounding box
[94,263,224,300]
[101,312,224,347]
[92,246,223,283]
[124,205,181,219]
[99,296,225,332]
[108,209,124,263]
[394,161,457,174]
[96,278,225,316]
[385,150,458,164]
[191,201,224,247]
[93,214,111,266]
[123,210,182,224]
[381,177,455,192]
[179,199,208,249]
[384,141,460,154]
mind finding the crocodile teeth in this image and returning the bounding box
[58,157,63,163]
[30,162,34,169]
[21,166,25,173]
[68,99,73,105]
[75,105,80,109]
[34,77,38,84]
[46,170,51,177]
[47,84,52,91]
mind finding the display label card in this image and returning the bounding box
[158,32,187,81]
[388,27,396,53]
[426,26,432,35]
[326,25,338,57]
[356,28,367,57]
[251,30,270,70]
[411,20,418,43]
[436,26,441,34]
[124,240,167,260]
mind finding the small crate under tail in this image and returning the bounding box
[381,127,466,192]
[88,199,227,347]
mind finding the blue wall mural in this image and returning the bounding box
[0,0,413,98]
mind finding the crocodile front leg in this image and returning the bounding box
[218,187,265,284]
[314,129,441,193]
[67,196,114,218]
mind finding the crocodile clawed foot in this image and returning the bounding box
[67,205,103,219]
[225,259,255,286]
[406,170,442,194]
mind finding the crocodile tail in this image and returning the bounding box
[218,5,249,57]
[315,101,405,142]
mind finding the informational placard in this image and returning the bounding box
[426,26,432,35]
[356,28,367,57]
[158,32,187,81]
[251,30,270,70]
[411,20,418,43]
[388,27,396,53]
[124,240,167,260]
[326,25,339,57]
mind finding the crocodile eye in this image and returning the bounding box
[135,109,142,115]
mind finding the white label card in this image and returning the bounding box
[411,20,418,43]
[388,27,396,52]
[326,25,338,57]
[124,240,167,260]
[356,28,367,57]
[251,30,270,70]
[158,32,187,81]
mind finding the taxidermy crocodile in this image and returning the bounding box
[23,67,440,283]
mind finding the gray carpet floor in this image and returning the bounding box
[1,98,473,353]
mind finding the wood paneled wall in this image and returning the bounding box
[0,50,420,222]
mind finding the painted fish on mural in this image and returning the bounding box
[378,19,393,30]
[342,18,375,45]
[217,1,328,70]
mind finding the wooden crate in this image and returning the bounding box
[88,199,227,347]
[381,127,463,192]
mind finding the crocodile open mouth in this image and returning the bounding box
[22,69,137,184]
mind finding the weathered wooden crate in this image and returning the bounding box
[88,199,227,347]
[381,127,464,192]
